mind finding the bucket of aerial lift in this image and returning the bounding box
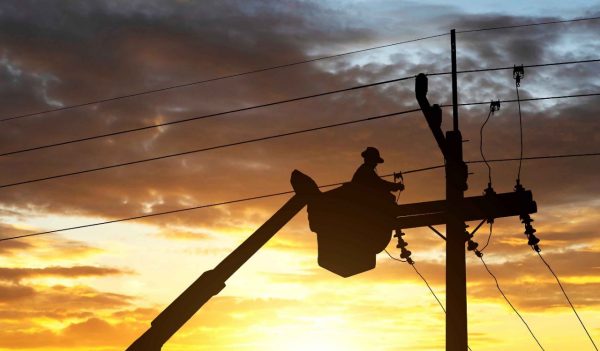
[306,183,396,277]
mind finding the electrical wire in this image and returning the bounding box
[479,255,546,350]
[479,223,493,252]
[385,250,474,351]
[0,109,420,189]
[0,75,416,157]
[3,15,599,123]
[466,152,600,165]
[411,262,446,314]
[0,151,597,243]
[0,33,447,123]
[457,15,600,34]
[479,109,493,185]
[515,82,524,182]
[2,93,600,190]
[3,58,599,158]
[536,251,599,350]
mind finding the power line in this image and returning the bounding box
[0,76,415,157]
[2,93,599,190]
[536,251,599,351]
[0,109,421,189]
[429,58,600,77]
[515,76,525,182]
[0,163,439,243]
[0,151,597,243]
[3,14,599,123]
[466,152,600,165]
[0,33,445,123]
[384,250,446,313]
[457,15,600,34]
[3,58,599,158]
[384,250,474,351]
[479,256,546,350]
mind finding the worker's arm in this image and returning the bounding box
[377,176,404,192]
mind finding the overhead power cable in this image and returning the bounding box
[536,252,599,350]
[0,34,446,123]
[0,109,421,189]
[0,151,597,243]
[457,15,600,34]
[479,256,546,350]
[0,75,417,157]
[2,14,599,123]
[2,93,599,190]
[385,250,446,312]
[3,58,599,158]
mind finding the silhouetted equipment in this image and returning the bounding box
[490,100,501,112]
[127,170,318,351]
[307,147,402,277]
[413,30,538,351]
[513,64,525,87]
[126,30,541,351]
[307,181,397,277]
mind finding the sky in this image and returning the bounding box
[0,0,599,350]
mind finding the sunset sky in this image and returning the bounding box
[1,1,599,350]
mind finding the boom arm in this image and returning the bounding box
[126,170,319,351]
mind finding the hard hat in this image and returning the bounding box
[361,147,384,164]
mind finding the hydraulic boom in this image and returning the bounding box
[126,170,318,351]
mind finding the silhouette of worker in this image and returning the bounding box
[352,147,404,195]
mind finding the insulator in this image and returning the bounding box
[400,249,412,259]
[527,233,540,246]
[520,214,534,225]
[464,231,474,241]
[514,179,525,192]
[524,223,536,235]
[396,241,408,249]
[513,65,525,87]
[532,244,541,253]
[467,240,479,251]
[394,230,406,238]
[490,100,501,112]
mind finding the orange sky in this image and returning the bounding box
[0,1,599,350]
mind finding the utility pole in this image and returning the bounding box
[446,29,469,351]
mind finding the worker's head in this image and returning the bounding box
[361,147,384,165]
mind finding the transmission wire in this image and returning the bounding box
[2,93,600,190]
[385,250,474,351]
[4,14,600,123]
[3,58,600,158]
[0,151,598,243]
[536,251,599,350]
[479,255,546,350]
[516,82,524,182]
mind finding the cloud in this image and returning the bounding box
[0,265,129,283]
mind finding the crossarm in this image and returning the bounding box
[395,190,537,229]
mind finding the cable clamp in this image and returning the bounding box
[513,64,525,87]
[490,100,501,113]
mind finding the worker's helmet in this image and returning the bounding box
[361,147,384,164]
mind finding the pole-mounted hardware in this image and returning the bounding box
[490,100,501,113]
[513,65,525,87]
